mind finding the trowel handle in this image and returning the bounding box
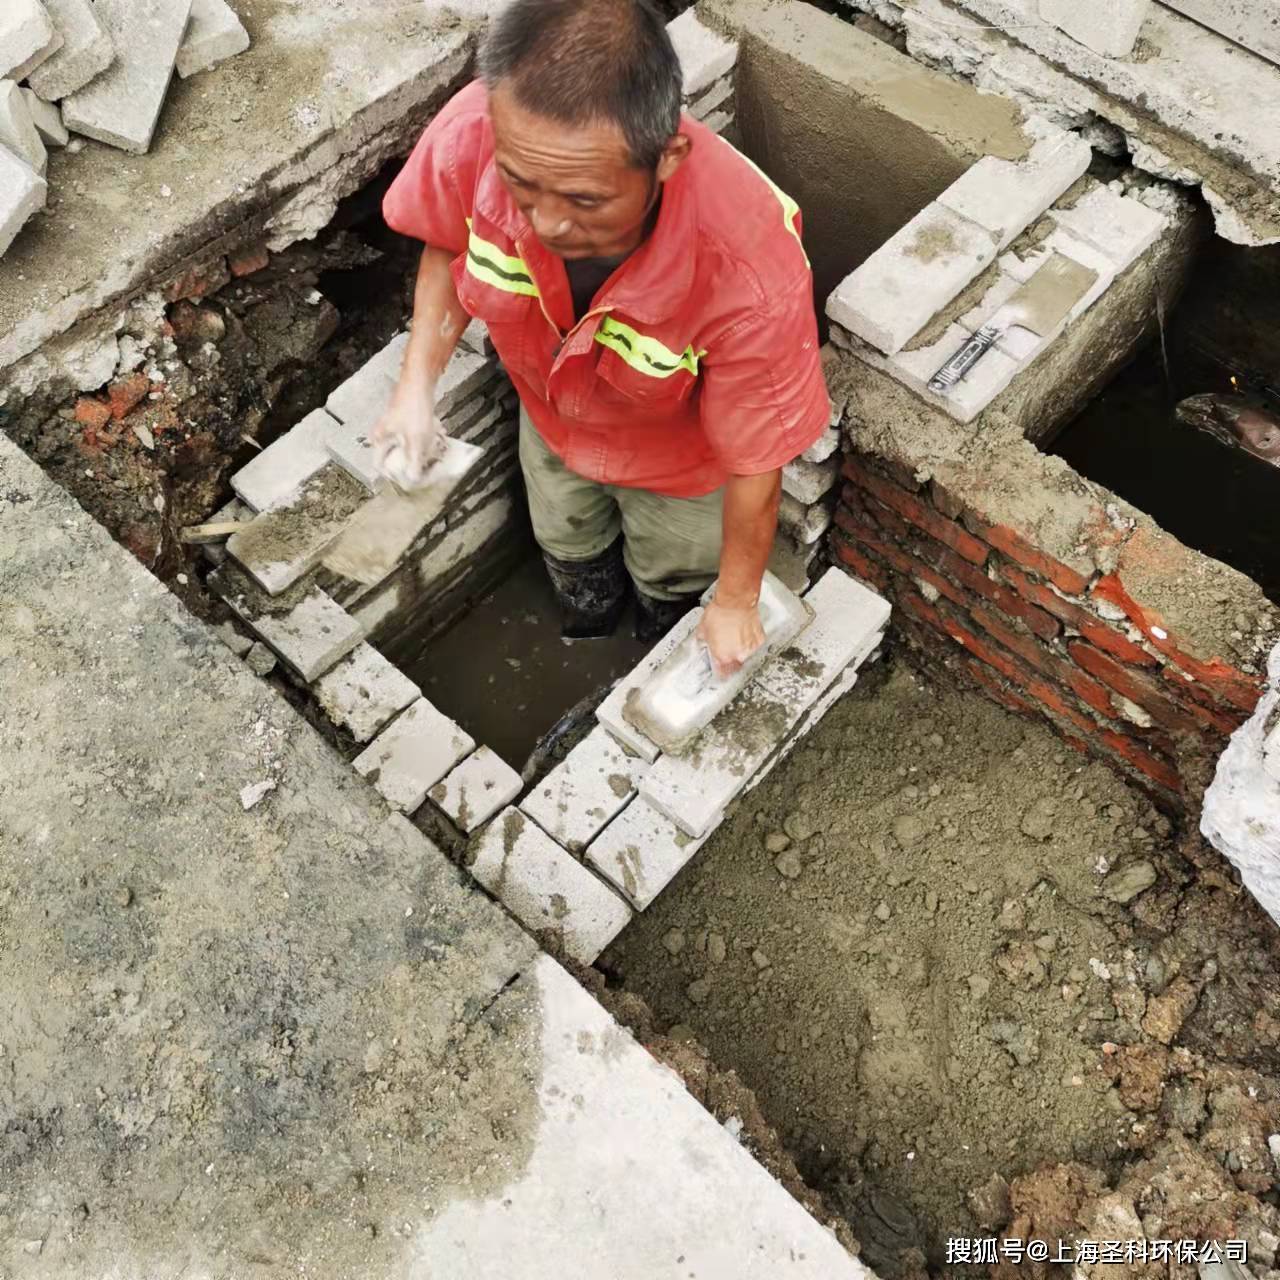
[927,323,1001,395]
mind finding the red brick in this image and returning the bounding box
[1159,666,1248,733]
[164,255,231,303]
[843,459,990,566]
[106,373,152,421]
[928,546,1060,642]
[964,659,1036,717]
[1067,641,1227,739]
[899,593,1024,685]
[964,517,1091,595]
[835,508,966,607]
[229,244,270,277]
[833,535,889,591]
[74,397,111,430]
[1099,729,1182,792]
[999,564,1158,666]
[1091,572,1263,714]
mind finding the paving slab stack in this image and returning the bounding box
[0,0,249,257]
[670,9,738,138]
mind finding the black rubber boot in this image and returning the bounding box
[542,540,628,639]
[633,589,701,643]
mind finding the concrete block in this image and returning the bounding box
[210,567,363,682]
[1039,0,1151,58]
[1049,184,1167,271]
[231,408,342,512]
[25,0,112,101]
[469,809,632,963]
[11,21,62,83]
[325,422,386,493]
[782,455,838,504]
[639,569,890,837]
[585,797,718,909]
[227,464,369,596]
[826,202,998,356]
[701,108,733,136]
[62,0,193,155]
[457,316,494,357]
[689,74,733,119]
[1163,0,1280,68]
[313,641,420,743]
[596,607,705,762]
[767,532,821,594]
[176,0,250,78]
[0,145,45,258]
[0,0,57,80]
[521,725,639,852]
[325,335,405,437]
[21,88,66,146]
[411,954,869,1275]
[430,745,522,833]
[0,81,47,175]
[668,9,737,97]
[353,698,475,813]
[937,130,1091,250]
[778,491,833,545]
[436,346,494,417]
[801,427,840,465]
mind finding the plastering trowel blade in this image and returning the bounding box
[621,570,813,756]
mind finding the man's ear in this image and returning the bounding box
[656,132,692,185]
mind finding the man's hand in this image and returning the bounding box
[370,382,444,489]
[698,597,765,678]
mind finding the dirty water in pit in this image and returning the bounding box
[398,552,652,769]
[603,659,1280,1278]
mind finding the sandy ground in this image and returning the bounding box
[605,659,1280,1278]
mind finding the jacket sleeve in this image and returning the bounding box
[382,82,488,255]
[697,271,831,476]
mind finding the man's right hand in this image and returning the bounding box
[370,383,444,489]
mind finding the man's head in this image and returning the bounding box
[479,0,691,259]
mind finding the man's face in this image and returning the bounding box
[490,82,688,260]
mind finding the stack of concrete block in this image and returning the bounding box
[826,122,1172,425]
[466,569,889,961]
[670,8,738,137]
[0,0,250,258]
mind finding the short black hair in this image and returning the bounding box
[479,0,683,170]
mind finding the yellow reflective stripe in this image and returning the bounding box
[726,145,809,268]
[464,218,539,298]
[595,315,704,379]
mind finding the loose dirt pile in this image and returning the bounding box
[605,659,1280,1278]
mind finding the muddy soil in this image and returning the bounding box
[604,659,1280,1278]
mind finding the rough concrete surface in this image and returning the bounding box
[711,0,1030,316]
[0,0,474,380]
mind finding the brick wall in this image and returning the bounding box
[832,453,1268,808]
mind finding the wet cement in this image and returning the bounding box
[402,553,652,771]
[1050,343,1280,604]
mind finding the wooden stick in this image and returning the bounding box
[180,520,249,545]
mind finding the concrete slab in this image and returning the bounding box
[778,491,834,545]
[826,202,999,356]
[353,697,475,813]
[0,80,48,175]
[0,11,471,378]
[520,725,639,852]
[22,88,68,147]
[1162,0,1280,68]
[430,744,523,833]
[313,641,420,743]
[1039,0,1151,58]
[227,463,370,596]
[1049,184,1167,270]
[585,797,718,909]
[26,0,113,102]
[210,565,364,681]
[0,430,545,1278]
[782,455,839,504]
[690,74,733,119]
[177,0,251,78]
[62,0,193,156]
[0,146,46,259]
[0,0,57,81]
[801,426,840,464]
[469,809,633,963]
[639,570,890,837]
[411,955,870,1278]
[231,406,342,512]
[668,8,738,96]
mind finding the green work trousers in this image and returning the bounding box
[518,410,723,601]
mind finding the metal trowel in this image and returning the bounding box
[621,571,813,756]
[927,252,1098,395]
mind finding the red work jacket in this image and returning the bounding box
[384,81,829,499]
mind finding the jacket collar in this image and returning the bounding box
[472,121,699,329]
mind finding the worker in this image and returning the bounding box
[377,0,830,675]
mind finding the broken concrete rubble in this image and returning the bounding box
[0,1,57,82]
[176,0,251,79]
[0,144,46,258]
[25,0,113,101]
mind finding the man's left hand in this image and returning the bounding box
[698,598,765,679]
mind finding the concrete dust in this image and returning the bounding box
[604,659,1280,1276]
